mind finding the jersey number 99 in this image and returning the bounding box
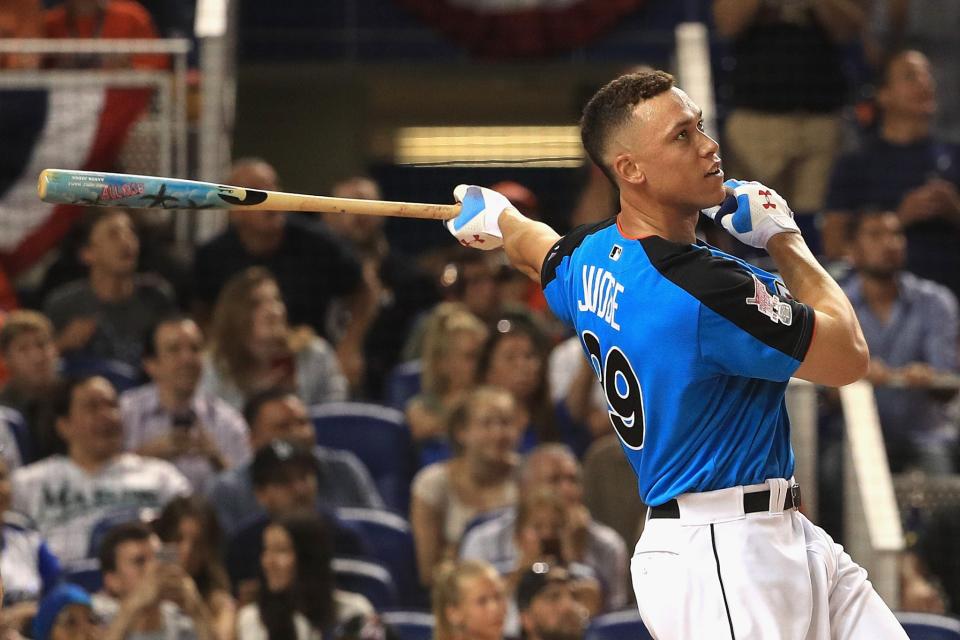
[582,330,646,450]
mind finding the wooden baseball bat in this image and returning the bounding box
[37,168,462,220]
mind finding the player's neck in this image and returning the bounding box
[617,197,698,244]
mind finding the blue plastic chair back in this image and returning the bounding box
[337,508,426,608]
[897,612,960,640]
[381,610,434,640]
[586,609,653,640]
[382,360,421,410]
[311,402,415,514]
[332,557,398,610]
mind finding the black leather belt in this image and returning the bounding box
[649,483,802,519]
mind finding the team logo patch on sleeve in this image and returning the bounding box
[746,274,793,326]
[609,245,623,261]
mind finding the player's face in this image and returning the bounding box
[879,50,936,120]
[146,319,203,395]
[2,328,58,390]
[59,376,124,462]
[460,392,520,463]
[261,524,297,592]
[620,88,725,211]
[522,582,586,640]
[850,213,906,277]
[447,572,507,640]
[83,211,139,276]
[50,604,99,640]
[250,396,315,450]
[484,333,542,401]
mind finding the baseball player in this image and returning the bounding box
[446,70,907,639]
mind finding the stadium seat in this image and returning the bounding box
[332,557,398,610]
[381,610,434,640]
[382,360,422,410]
[586,609,653,640]
[896,612,960,639]
[61,355,143,392]
[311,402,416,514]
[337,508,426,608]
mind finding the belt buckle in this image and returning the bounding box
[789,483,802,511]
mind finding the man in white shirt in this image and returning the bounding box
[12,375,190,563]
[121,316,250,491]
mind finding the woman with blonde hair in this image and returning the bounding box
[433,560,506,640]
[411,386,521,586]
[201,267,348,410]
[405,302,488,444]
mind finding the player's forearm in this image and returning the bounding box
[499,209,560,283]
[767,233,869,380]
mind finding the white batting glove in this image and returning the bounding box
[446,184,510,250]
[701,179,800,249]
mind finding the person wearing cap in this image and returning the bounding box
[32,583,99,640]
[225,439,368,603]
[206,388,382,536]
[517,563,588,640]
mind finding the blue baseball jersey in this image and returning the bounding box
[541,219,815,506]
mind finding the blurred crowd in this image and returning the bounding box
[1,0,960,638]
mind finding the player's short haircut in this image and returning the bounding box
[844,209,900,242]
[0,310,54,354]
[98,520,153,574]
[580,69,676,185]
[243,386,298,431]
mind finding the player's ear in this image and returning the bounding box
[613,153,645,185]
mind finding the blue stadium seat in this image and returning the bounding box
[382,360,422,410]
[311,402,415,514]
[381,610,434,640]
[62,558,103,592]
[586,609,653,640]
[337,508,426,608]
[61,355,143,392]
[332,557,398,610]
[897,612,960,640]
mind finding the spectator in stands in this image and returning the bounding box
[480,314,561,453]
[225,440,370,603]
[581,435,645,558]
[433,559,506,640]
[822,49,960,297]
[440,251,503,324]
[122,315,249,492]
[323,176,440,398]
[713,0,868,235]
[31,583,99,640]
[43,208,178,370]
[0,0,42,69]
[842,210,959,473]
[0,457,60,636]
[517,564,588,640]
[460,444,628,612]
[192,158,368,383]
[11,375,190,563]
[411,387,521,587]
[206,387,381,536]
[236,513,375,640]
[44,0,168,70]
[153,496,236,640]
[405,303,488,444]
[201,267,348,411]
[93,521,215,639]
[0,310,61,461]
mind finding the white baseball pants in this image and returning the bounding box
[631,479,908,639]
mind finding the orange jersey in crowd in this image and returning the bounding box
[44,0,168,70]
